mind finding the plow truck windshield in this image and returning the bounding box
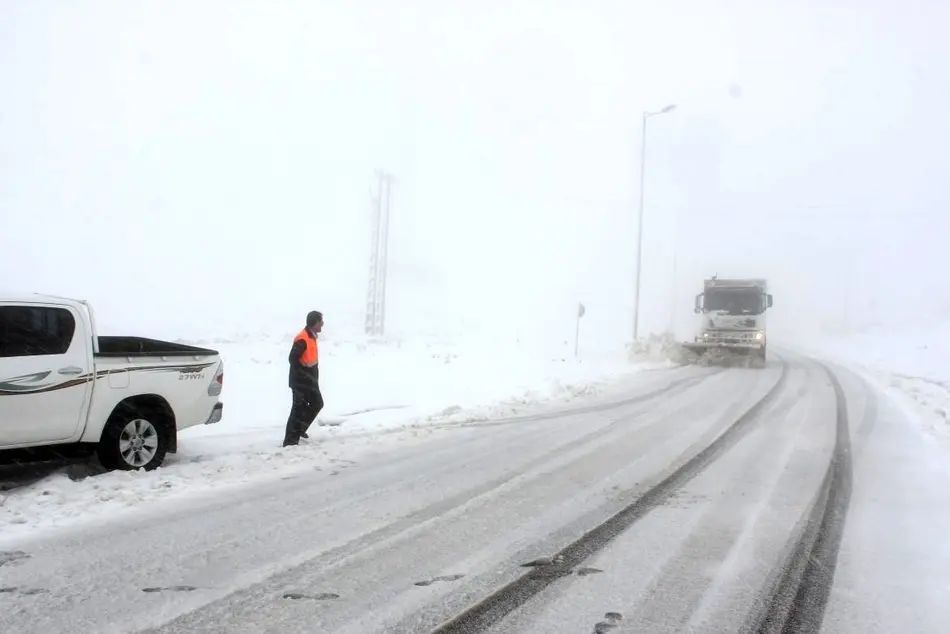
[704,289,766,315]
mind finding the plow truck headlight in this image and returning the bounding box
[755,331,764,341]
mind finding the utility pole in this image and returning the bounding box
[632,104,677,342]
[365,170,393,336]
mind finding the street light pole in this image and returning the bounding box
[632,103,676,343]
[669,204,678,334]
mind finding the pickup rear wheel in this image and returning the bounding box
[98,409,169,471]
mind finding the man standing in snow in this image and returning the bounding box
[283,310,324,447]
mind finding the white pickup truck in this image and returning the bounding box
[0,294,224,471]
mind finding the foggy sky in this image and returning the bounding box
[1,0,948,348]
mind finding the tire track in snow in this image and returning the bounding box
[747,361,853,634]
[428,358,790,634]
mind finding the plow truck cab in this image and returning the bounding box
[682,276,773,367]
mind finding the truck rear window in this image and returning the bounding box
[0,306,76,358]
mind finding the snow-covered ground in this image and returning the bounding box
[795,323,950,449]
[0,331,674,541]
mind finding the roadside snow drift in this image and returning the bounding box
[0,332,673,541]
[799,323,950,448]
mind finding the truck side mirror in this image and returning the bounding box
[694,293,704,314]
[767,294,773,308]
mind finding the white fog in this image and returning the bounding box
[3,1,947,346]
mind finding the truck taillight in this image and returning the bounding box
[208,363,224,396]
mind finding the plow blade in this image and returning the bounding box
[680,342,766,368]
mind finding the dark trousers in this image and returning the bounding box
[283,388,324,447]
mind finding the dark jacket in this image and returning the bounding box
[288,329,320,396]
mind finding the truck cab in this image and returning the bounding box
[684,277,774,366]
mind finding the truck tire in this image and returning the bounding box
[98,407,170,471]
[752,347,767,369]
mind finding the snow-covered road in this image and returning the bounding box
[1,354,948,633]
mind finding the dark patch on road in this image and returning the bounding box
[0,586,49,596]
[282,592,340,600]
[521,557,604,578]
[575,567,603,576]
[0,551,30,567]
[747,362,853,634]
[429,359,789,634]
[593,611,624,633]
[415,575,466,587]
[520,556,562,568]
[142,586,198,593]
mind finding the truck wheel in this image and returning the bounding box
[98,410,169,471]
[753,348,767,369]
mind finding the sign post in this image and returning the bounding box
[575,302,586,358]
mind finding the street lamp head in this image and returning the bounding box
[661,104,677,114]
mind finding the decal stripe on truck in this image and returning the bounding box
[0,362,218,396]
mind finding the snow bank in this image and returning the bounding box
[188,331,672,437]
[795,323,950,445]
[0,332,672,541]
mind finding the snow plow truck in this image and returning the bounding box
[681,276,773,368]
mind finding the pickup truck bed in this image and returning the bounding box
[96,336,219,357]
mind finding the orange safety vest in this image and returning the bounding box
[294,328,319,367]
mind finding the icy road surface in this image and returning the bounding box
[2,354,949,633]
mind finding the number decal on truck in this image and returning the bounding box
[178,367,206,381]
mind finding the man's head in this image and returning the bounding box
[306,310,324,334]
